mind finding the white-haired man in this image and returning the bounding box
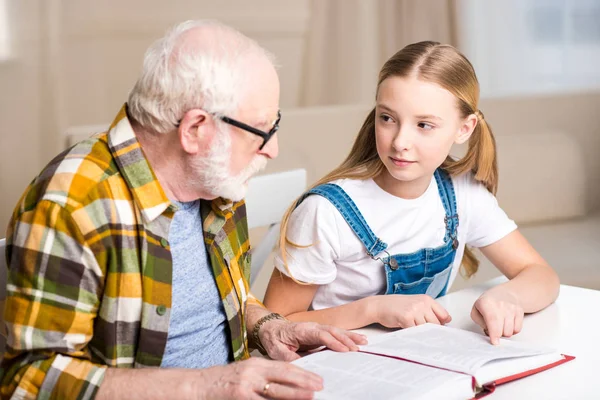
[0,20,366,400]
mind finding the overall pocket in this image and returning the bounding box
[392,264,452,297]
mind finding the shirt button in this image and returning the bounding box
[160,238,168,248]
[156,305,167,316]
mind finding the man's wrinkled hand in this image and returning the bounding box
[258,320,368,361]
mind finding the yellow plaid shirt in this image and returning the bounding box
[1,105,260,399]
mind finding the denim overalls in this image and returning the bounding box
[296,168,459,298]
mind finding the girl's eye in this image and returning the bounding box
[379,114,394,123]
[418,122,434,131]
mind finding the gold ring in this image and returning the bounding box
[263,382,271,395]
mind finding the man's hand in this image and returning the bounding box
[98,357,323,400]
[258,319,368,361]
[196,358,323,400]
[470,287,524,345]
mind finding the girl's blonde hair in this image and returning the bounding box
[279,41,497,279]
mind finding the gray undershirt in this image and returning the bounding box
[160,199,231,368]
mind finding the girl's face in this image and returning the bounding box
[374,76,477,198]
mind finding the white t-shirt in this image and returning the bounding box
[273,173,517,310]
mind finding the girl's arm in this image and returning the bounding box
[480,229,559,312]
[263,270,375,330]
[263,270,451,330]
[471,229,560,343]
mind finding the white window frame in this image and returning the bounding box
[0,0,11,62]
[457,0,600,98]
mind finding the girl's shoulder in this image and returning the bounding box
[308,178,378,198]
[450,171,500,216]
[451,171,489,195]
[294,178,377,214]
[450,170,511,223]
[326,177,372,190]
[450,172,516,247]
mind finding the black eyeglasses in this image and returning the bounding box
[219,110,281,150]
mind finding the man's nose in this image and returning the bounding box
[258,134,279,159]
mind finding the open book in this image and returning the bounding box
[293,324,574,399]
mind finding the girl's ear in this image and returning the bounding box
[455,113,478,145]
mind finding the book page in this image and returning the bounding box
[360,323,554,376]
[293,350,473,400]
[474,352,566,385]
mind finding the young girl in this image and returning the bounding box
[263,41,559,345]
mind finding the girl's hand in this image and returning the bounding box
[470,288,525,345]
[373,294,452,329]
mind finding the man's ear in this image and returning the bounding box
[178,109,213,155]
[455,113,478,145]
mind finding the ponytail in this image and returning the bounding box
[443,110,498,194]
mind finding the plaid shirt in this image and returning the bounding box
[1,105,260,399]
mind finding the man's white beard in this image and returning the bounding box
[193,126,267,202]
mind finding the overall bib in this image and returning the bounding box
[296,168,459,298]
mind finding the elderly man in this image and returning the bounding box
[0,20,366,399]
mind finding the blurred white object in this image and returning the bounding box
[245,169,307,286]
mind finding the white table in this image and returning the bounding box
[355,277,600,399]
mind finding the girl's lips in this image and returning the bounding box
[390,157,416,167]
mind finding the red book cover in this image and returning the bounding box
[473,354,575,399]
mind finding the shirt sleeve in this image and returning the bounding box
[1,200,107,400]
[273,195,341,285]
[463,175,518,248]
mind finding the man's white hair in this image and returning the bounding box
[128,20,276,134]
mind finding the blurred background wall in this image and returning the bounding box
[1,0,599,293]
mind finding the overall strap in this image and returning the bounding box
[296,184,388,257]
[433,168,459,242]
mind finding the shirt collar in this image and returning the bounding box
[107,104,171,222]
[107,104,238,222]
